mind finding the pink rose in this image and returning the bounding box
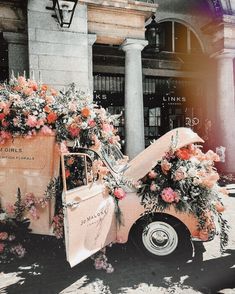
[113,188,126,200]
[102,123,113,133]
[88,119,96,127]
[26,115,38,128]
[161,187,179,203]
[40,125,54,135]
[0,131,12,140]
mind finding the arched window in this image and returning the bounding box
[159,21,203,54]
[0,33,8,82]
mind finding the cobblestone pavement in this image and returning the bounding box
[0,196,235,294]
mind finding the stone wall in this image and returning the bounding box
[27,0,92,91]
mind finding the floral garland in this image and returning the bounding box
[137,143,229,252]
[103,174,127,226]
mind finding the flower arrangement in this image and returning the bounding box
[0,189,31,261]
[137,142,229,251]
[0,76,120,151]
[0,178,63,261]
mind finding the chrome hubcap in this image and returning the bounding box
[142,221,178,256]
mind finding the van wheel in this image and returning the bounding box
[134,219,194,261]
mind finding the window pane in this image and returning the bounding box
[149,116,156,126]
[64,154,87,191]
[175,22,187,53]
[149,108,155,116]
[157,117,161,126]
[149,127,156,136]
[155,107,161,116]
[160,21,172,52]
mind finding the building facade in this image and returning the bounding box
[0,0,235,173]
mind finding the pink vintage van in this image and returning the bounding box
[0,127,225,267]
[60,127,224,267]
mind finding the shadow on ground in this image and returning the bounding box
[1,238,235,294]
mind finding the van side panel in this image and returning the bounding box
[0,135,60,235]
[117,192,202,243]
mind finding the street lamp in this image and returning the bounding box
[145,15,162,53]
[46,0,78,28]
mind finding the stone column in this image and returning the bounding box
[88,34,97,95]
[214,50,235,173]
[3,32,28,77]
[121,38,148,159]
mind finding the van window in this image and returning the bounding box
[100,144,127,173]
[63,154,92,191]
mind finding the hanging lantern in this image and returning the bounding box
[46,0,78,28]
[145,15,162,53]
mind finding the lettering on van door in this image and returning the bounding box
[80,207,108,227]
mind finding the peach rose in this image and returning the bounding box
[81,107,91,118]
[161,159,172,175]
[148,170,157,179]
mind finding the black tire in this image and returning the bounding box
[132,216,194,263]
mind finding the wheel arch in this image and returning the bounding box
[129,212,191,239]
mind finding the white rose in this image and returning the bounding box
[0,213,7,221]
[188,167,197,177]
[81,122,88,129]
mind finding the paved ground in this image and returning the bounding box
[0,195,235,294]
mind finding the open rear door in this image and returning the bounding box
[61,153,117,267]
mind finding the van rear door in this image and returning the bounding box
[61,153,117,267]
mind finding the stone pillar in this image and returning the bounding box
[214,50,235,173]
[121,38,148,159]
[88,34,97,94]
[3,32,29,77]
